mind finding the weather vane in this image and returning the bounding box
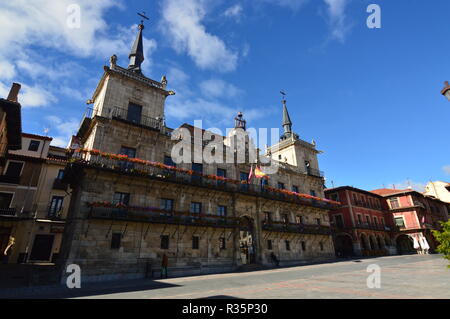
[280,90,287,102]
[138,11,149,25]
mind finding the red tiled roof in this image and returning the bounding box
[370,188,410,196]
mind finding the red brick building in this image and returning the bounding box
[325,186,398,257]
[371,188,449,254]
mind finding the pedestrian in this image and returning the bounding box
[161,253,169,279]
[270,252,279,267]
[3,236,15,264]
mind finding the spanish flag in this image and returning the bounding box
[254,166,268,179]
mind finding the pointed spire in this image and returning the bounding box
[280,93,294,140]
[128,23,145,74]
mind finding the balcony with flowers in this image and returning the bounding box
[68,149,341,211]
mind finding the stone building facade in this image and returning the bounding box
[58,22,339,283]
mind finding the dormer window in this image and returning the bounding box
[28,140,40,152]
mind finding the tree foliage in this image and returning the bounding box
[432,221,450,268]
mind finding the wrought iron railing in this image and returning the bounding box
[88,206,238,228]
[262,222,331,235]
[0,208,16,216]
[69,153,339,211]
[306,167,324,178]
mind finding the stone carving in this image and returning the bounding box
[161,75,168,89]
[110,54,117,68]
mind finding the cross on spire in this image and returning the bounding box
[128,12,150,74]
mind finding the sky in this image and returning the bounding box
[0,0,449,192]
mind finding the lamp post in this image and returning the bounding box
[441,81,450,101]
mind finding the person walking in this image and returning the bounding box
[270,252,279,267]
[161,253,169,279]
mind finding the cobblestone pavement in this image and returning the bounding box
[5,255,450,299]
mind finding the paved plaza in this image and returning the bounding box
[5,254,449,299]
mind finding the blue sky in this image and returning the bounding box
[0,0,449,192]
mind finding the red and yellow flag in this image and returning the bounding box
[254,166,268,179]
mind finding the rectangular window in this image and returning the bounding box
[190,202,202,214]
[319,242,324,251]
[285,240,290,251]
[217,205,227,217]
[335,215,344,228]
[295,215,303,224]
[395,217,405,228]
[28,140,40,152]
[330,193,339,202]
[267,240,273,250]
[264,212,272,223]
[160,198,174,212]
[301,241,306,251]
[373,216,378,225]
[113,192,130,206]
[161,235,169,249]
[119,146,136,170]
[240,172,249,191]
[389,198,400,209]
[365,215,371,225]
[357,214,362,224]
[192,163,203,183]
[217,168,227,186]
[316,218,321,225]
[282,213,289,224]
[48,196,64,217]
[192,236,199,250]
[0,193,13,209]
[56,169,65,180]
[278,182,285,190]
[5,161,23,177]
[127,102,142,124]
[292,185,299,193]
[310,190,317,197]
[219,237,226,250]
[111,233,122,249]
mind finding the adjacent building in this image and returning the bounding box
[58,21,339,283]
[325,186,398,257]
[371,188,449,254]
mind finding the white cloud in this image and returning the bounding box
[0,61,16,80]
[0,81,57,107]
[443,165,450,175]
[323,0,350,42]
[45,115,79,147]
[259,0,308,10]
[199,79,242,99]
[224,4,243,19]
[160,0,238,72]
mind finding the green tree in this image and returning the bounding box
[432,220,450,268]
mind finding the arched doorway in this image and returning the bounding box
[239,216,256,264]
[396,234,415,255]
[369,235,377,250]
[360,234,368,250]
[334,234,354,257]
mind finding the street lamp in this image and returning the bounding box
[441,81,450,101]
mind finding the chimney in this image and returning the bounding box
[6,83,21,103]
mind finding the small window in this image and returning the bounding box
[316,218,321,225]
[292,185,299,193]
[295,215,303,224]
[113,192,130,206]
[278,182,285,190]
[357,214,362,224]
[48,196,64,217]
[219,237,226,250]
[161,235,169,249]
[190,202,202,214]
[282,213,289,224]
[310,190,317,197]
[267,240,273,250]
[319,242,324,251]
[28,140,40,152]
[127,102,142,124]
[160,198,174,212]
[373,216,378,225]
[264,212,272,222]
[217,168,227,177]
[217,205,227,217]
[301,241,306,251]
[5,161,23,177]
[366,215,371,225]
[192,236,199,250]
[111,233,122,249]
[389,198,400,209]
[395,217,405,228]
[285,240,290,251]
[56,169,65,180]
[0,193,13,209]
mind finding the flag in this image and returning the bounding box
[248,165,254,183]
[255,166,268,179]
